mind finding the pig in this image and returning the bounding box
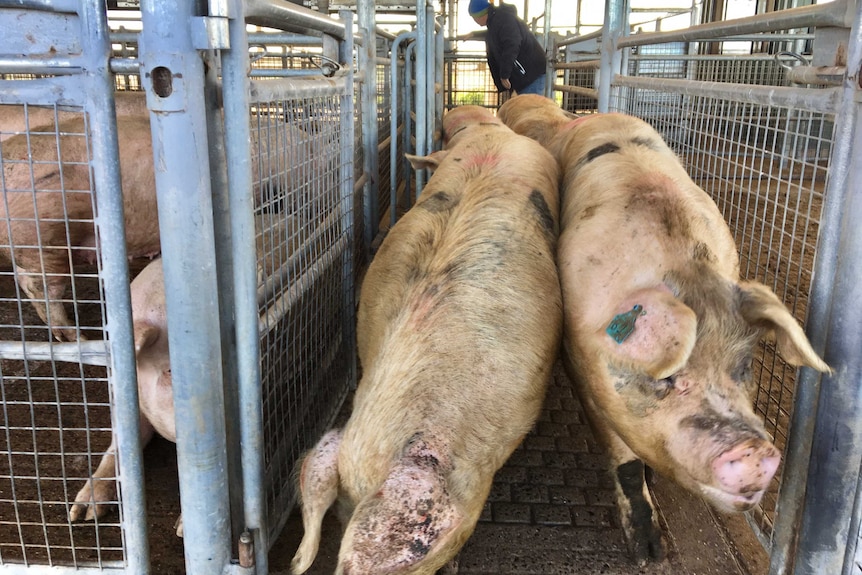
[0,91,148,142]
[0,113,160,342]
[496,94,580,148]
[68,257,180,532]
[69,212,295,534]
[521,111,829,564]
[290,105,562,575]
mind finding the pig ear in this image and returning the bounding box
[405,150,449,172]
[133,320,160,354]
[737,281,831,373]
[338,459,464,574]
[598,287,697,380]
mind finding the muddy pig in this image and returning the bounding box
[497,94,579,148]
[291,105,562,575]
[539,112,831,564]
[0,113,160,341]
[67,257,181,532]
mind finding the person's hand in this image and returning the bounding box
[501,78,511,90]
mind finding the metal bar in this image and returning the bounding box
[557,28,604,48]
[0,340,110,365]
[403,40,415,207]
[338,8,357,395]
[222,0,268,570]
[390,31,416,228]
[109,58,141,75]
[434,14,443,150]
[617,0,852,48]
[555,60,600,70]
[553,83,599,98]
[612,76,842,115]
[0,0,77,12]
[414,1,427,198]
[138,0,232,572]
[79,0,150,570]
[245,0,347,40]
[599,0,626,113]
[0,55,83,75]
[543,0,552,98]
[791,0,862,572]
[358,0,378,249]
[248,76,347,102]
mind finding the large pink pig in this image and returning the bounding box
[68,257,180,532]
[528,112,830,564]
[0,113,160,341]
[291,105,562,575]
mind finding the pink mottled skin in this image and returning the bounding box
[0,113,160,342]
[292,106,562,575]
[498,103,830,564]
[68,258,181,533]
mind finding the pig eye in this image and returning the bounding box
[732,358,753,383]
[653,375,676,398]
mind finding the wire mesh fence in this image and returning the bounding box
[0,105,127,569]
[249,90,355,545]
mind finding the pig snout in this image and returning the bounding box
[710,440,780,508]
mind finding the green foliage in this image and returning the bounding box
[456,91,485,106]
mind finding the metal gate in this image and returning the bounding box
[0,0,362,572]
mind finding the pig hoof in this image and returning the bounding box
[437,555,460,574]
[626,527,666,565]
[174,515,184,538]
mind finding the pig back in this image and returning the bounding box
[0,114,159,262]
[345,124,563,504]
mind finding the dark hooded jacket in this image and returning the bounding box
[484,2,547,92]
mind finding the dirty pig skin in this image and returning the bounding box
[499,100,830,565]
[291,105,563,575]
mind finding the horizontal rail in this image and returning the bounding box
[555,60,600,70]
[554,84,599,99]
[245,0,347,40]
[248,75,347,102]
[612,75,841,114]
[0,340,110,366]
[0,54,83,75]
[0,0,78,13]
[617,0,851,48]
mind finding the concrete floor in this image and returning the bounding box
[268,363,769,575]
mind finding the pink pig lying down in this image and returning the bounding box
[513,110,828,564]
[68,257,181,533]
[291,106,563,575]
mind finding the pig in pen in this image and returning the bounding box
[291,105,562,575]
[498,95,831,564]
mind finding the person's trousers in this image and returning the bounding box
[517,74,546,95]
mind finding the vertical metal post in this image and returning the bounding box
[426,5,436,155]
[78,0,149,571]
[358,0,379,248]
[390,31,417,228]
[791,1,862,573]
[598,0,626,112]
[435,15,444,151]
[415,0,428,198]
[138,0,232,572]
[221,0,267,570]
[404,40,416,205]
[339,7,357,412]
[543,0,552,98]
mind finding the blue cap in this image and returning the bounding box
[469,0,490,17]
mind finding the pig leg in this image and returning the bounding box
[337,438,465,575]
[597,427,665,565]
[70,413,155,522]
[15,265,82,342]
[292,429,344,575]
